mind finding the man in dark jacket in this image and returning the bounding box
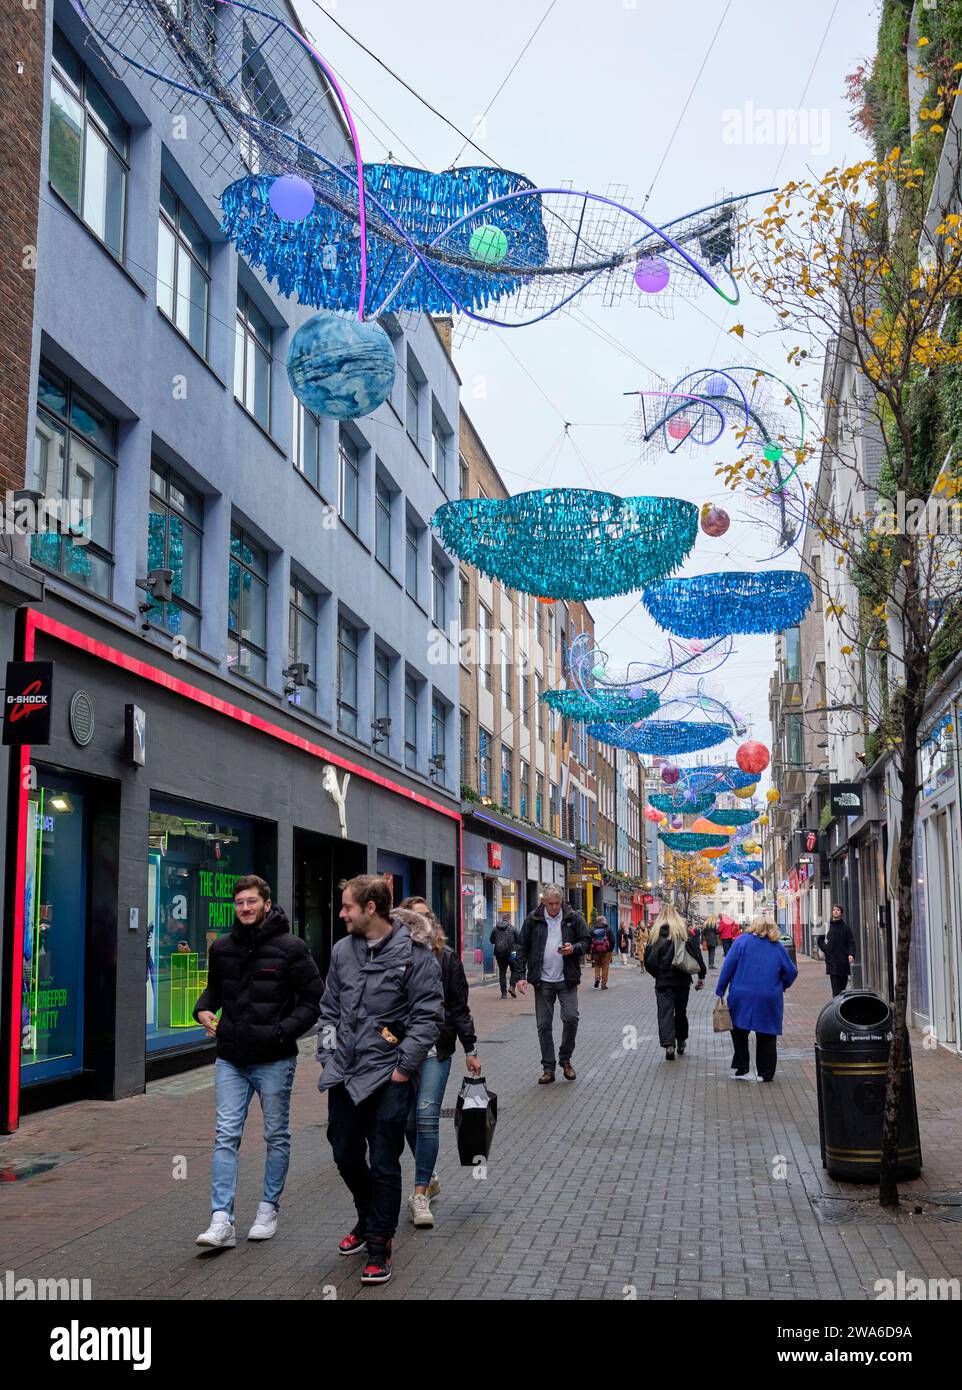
[819,904,856,996]
[194,875,322,1250]
[490,917,519,998]
[516,887,590,1083]
[318,875,444,1285]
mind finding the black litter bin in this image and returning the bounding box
[779,935,798,968]
[814,990,922,1182]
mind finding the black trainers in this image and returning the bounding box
[361,1238,393,1284]
[665,1047,675,1061]
[677,1041,686,1056]
[338,1223,367,1256]
[593,980,600,988]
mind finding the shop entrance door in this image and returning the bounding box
[21,780,87,1085]
[924,809,960,1048]
[293,829,366,978]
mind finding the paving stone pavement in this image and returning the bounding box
[2,956,962,1301]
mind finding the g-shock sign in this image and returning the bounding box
[3,662,53,745]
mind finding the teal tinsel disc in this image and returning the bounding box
[541,688,659,723]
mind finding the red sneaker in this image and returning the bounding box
[360,1238,393,1284]
[338,1225,367,1256]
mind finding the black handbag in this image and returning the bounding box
[454,1075,498,1165]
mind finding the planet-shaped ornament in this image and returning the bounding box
[634,256,670,293]
[734,783,757,800]
[469,224,509,265]
[629,683,646,699]
[703,374,730,397]
[668,418,692,441]
[670,815,684,829]
[700,503,730,537]
[661,764,681,785]
[287,313,397,420]
[269,173,315,222]
[763,443,784,464]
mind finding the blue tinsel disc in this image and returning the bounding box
[641,570,814,637]
[585,719,730,755]
[432,490,697,600]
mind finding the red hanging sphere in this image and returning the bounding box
[700,504,730,538]
[736,739,770,774]
[668,418,692,441]
[661,764,681,785]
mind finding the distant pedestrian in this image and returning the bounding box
[489,916,519,998]
[688,922,703,950]
[317,876,444,1285]
[644,905,706,1061]
[396,899,481,1231]
[194,876,322,1250]
[718,913,740,956]
[819,905,856,997]
[716,916,798,1081]
[635,922,650,971]
[702,918,719,969]
[617,925,631,966]
[589,914,617,989]
[516,887,590,1083]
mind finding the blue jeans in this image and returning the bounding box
[210,1056,296,1220]
[405,1054,453,1186]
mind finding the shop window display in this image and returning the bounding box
[147,798,259,1053]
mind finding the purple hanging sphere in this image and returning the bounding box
[633,256,670,294]
[628,683,646,699]
[269,173,315,223]
[661,764,681,785]
[670,814,684,829]
[703,374,730,397]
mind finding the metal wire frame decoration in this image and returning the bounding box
[658,830,730,854]
[677,765,759,794]
[432,490,698,601]
[540,688,660,723]
[586,720,731,756]
[641,571,814,639]
[72,1,777,326]
[564,630,736,703]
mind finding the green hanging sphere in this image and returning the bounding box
[469,224,509,265]
[763,444,784,463]
[592,664,606,679]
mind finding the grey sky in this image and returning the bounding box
[295,0,880,772]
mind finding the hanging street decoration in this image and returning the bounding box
[648,791,717,816]
[658,830,730,853]
[640,571,814,638]
[432,491,697,600]
[540,688,660,723]
[702,807,758,827]
[735,739,771,774]
[586,720,731,756]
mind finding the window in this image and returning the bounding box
[292,398,321,490]
[536,674,545,742]
[501,629,512,708]
[536,772,545,825]
[375,475,392,567]
[338,429,360,533]
[337,619,359,737]
[521,671,530,727]
[288,577,318,713]
[460,708,470,784]
[479,728,492,797]
[228,525,268,682]
[147,459,203,644]
[520,760,529,818]
[431,411,448,488]
[479,604,492,689]
[157,181,210,356]
[405,674,419,770]
[49,30,128,259]
[234,289,272,430]
[406,352,421,443]
[405,517,420,600]
[374,646,391,731]
[459,455,468,499]
[550,782,560,835]
[432,552,447,628]
[501,746,512,810]
[535,599,543,645]
[784,626,802,683]
[786,711,805,767]
[30,361,115,596]
[239,27,289,173]
[431,695,446,777]
[459,572,471,665]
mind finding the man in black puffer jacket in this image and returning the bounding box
[193,875,321,1250]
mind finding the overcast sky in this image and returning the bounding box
[295,0,881,773]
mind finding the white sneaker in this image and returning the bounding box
[427,1172,441,1199]
[196,1211,236,1248]
[409,1193,434,1228]
[247,1202,278,1240]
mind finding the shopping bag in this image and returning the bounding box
[713,997,733,1032]
[454,1075,498,1165]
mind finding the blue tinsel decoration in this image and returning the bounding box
[586,720,730,755]
[541,688,659,723]
[702,807,758,826]
[221,166,549,314]
[648,791,716,815]
[658,831,730,853]
[641,570,814,637]
[680,765,759,793]
[433,490,698,601]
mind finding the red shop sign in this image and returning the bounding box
[487,842,502,869]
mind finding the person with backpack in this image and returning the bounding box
[644,904,706,1061]
[589,915,617,989]
[489,916,520,999]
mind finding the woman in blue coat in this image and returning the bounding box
[716,916,798,1081]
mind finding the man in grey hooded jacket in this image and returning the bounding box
[318,874,444,1283]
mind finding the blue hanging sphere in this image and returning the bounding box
[287,313,396,420]
[269,173,315,222]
